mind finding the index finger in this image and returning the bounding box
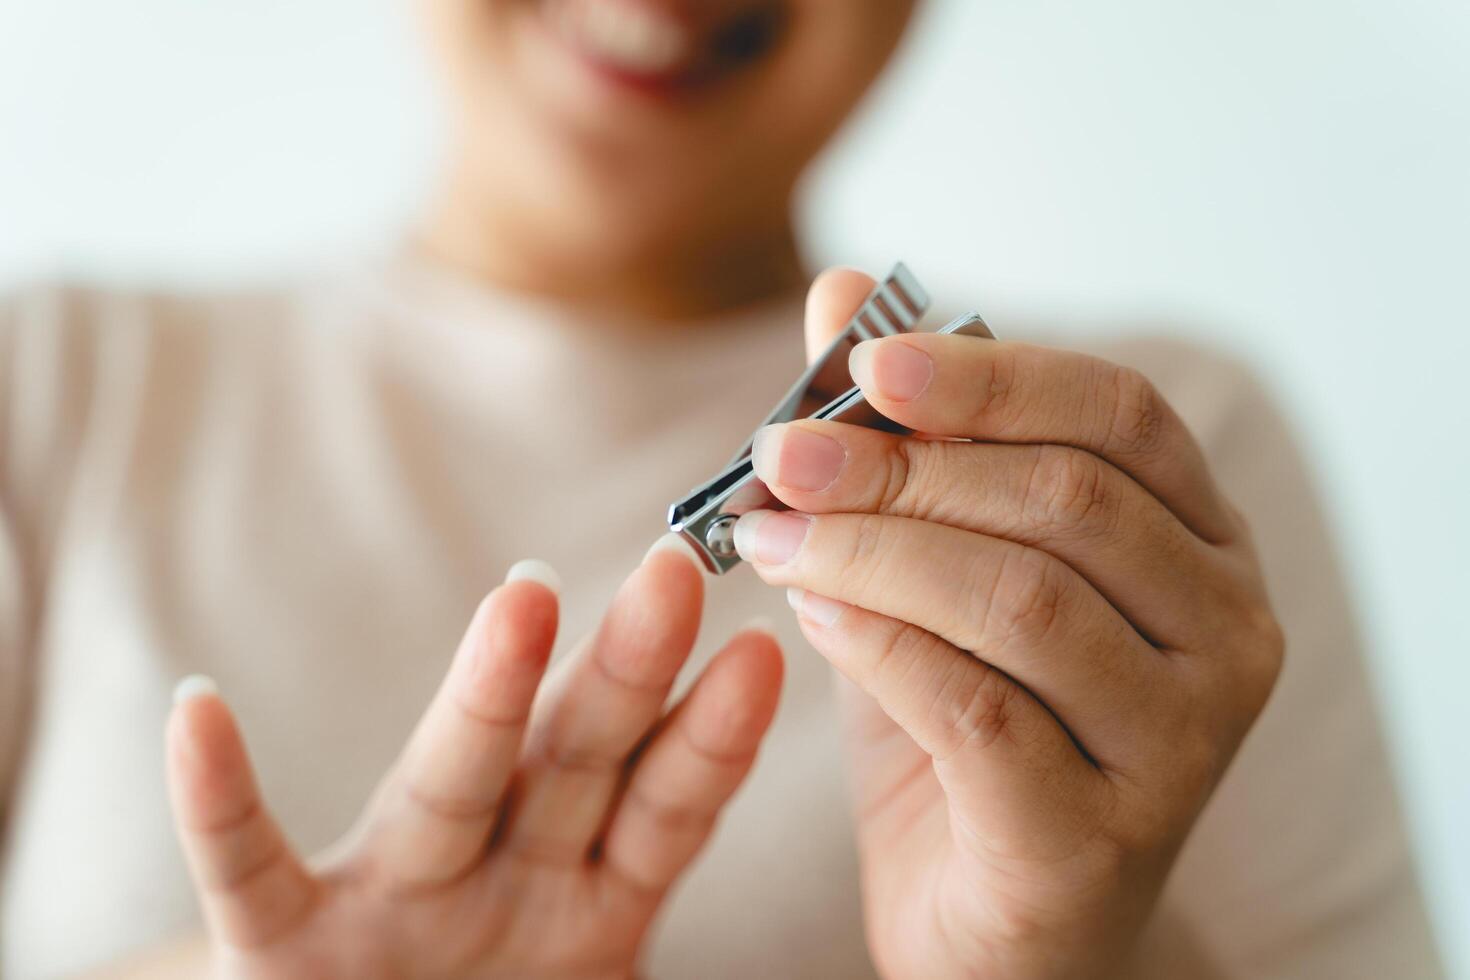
[848,333,1238,544]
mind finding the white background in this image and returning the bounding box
[1,0,1466,972]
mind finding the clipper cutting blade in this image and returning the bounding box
[667,264,994,574]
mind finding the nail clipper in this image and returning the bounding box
[667,264,995,574]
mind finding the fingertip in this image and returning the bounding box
[173,673,219,705]
[750,638,787,700]
[807,266,877,309]
[167,687,239,762]
[848,338,877,393]
[737,618,787,680]
[167,676,221,755]
[592,536,707,689]
[167,675,233,751]
[468,582,561,682]
[714,625,786,707]
[636,533,705,602]
[730,509,772,566]
[506,558,561,597]
[490,559,563,646]
[165,681,260,830]
[643,532,701,571]
[807,266,876,307]
[786,588,849,629]
[805,267,879,363]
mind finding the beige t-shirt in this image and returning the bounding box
[0,256,1442,978]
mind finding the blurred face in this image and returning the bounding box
[420,0,918,268]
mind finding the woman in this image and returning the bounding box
[0,0,1441,977]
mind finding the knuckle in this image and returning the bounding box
[876,438,918,513]
[1124,688,1227,821]
[932,661,1025,761]
[840,512,898,594]
[1021,446,1120,535]
[871,621,937,691]
[403,779,501,822]
[627,786,717,837]
[1106,366,1167,457]
[1237,604,1286,711]
[205,840,287,894]
[1172,723,1227,788]
[977,547,1069,649]
[543,741,625,774]
[884,440,946,519]
[448,690,528,733]
[1219,496,1254,542]
[968,347,1024,435]
[677,709,760,768]
[1209,569,1286,716]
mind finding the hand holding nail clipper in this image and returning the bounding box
[729,267,1284,979]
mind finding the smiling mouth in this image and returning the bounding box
[542,0,788,93]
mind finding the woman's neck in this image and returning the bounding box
[416,183,807,324]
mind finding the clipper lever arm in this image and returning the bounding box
[667,264,994,574]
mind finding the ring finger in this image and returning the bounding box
[734,510,1171,771]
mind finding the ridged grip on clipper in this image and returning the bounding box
[666,264,993,574]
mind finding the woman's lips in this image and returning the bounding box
[541,0,784,92]
[545,0,691,79]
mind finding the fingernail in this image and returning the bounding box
[643,532,698,568]
[786,588,848,627]
[506,559,561,596]
[173,674,219,705]
[753,424,846,493]
[850,339,933,401]
[734,510,810,566]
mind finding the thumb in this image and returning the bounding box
[803,267,878,364]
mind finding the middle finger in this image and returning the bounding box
[504,540,704,867]
[751,419,1247,650]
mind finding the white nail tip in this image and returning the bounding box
[173,674,219,705]
[731,510,768,563]
[848,341,876,390]
[506,559,562,596]
[751,425,782,481]
[643,532,698,566]
[785,588,845,627]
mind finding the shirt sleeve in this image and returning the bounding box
[1122,340,1444,978]
[0,283,95,841]
[0,288,38,834]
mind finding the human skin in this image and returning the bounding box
[103,0,1283,975]
[731,269,1284,978]
[97,2,917,974]
[153,549,784,979]
[415,0,917,318]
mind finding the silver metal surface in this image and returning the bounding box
[667,264,994,574]
[705,514,739,559]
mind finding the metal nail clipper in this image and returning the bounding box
[667,264,995,574]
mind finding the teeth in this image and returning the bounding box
[549,0,690,74]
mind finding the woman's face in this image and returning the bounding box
[420,0,918,260]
